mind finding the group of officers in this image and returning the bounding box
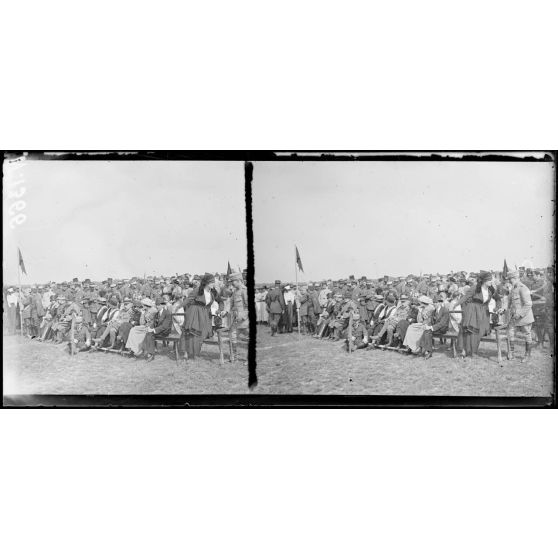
[4,270,249,363]
[260,267,554,362]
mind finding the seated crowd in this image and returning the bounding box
[256,267,554,362]
[4,271,248,362]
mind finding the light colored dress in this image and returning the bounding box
[257,291,269,322]
[403,304,435,351]
[448,301,462,333]
[171,301,185,335]
[126,306,157,354]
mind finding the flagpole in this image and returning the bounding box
[17,248,23,337]
[295,246,300,336]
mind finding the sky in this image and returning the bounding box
[253,161,555,284]
[3,159,246,284]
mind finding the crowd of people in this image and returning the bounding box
[256,267,554,362]
[4,270,249,363]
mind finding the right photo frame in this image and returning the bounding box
[250,152,556,403]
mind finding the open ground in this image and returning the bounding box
[3,335,249,396]
[255,327,554,396]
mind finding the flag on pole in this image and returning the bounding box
[503,259,509,278]
[295,245,304,273]
[227,261,232,276]
[18,248,27,275]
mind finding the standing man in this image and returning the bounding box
[283,285,296,333]
[309,285,321,334]
[228,271,249,362]
[506,270,535,362]
[265,280,285,337]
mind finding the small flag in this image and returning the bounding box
[18,248,27,275]
[227,261,232,275]
[295,246,304,273]
[503,259,509,278]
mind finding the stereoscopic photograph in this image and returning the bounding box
[3,154,250,401]
[253,156,555,397]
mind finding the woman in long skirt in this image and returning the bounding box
[457,270,500,359]
[403,296,435,353]
[126,298,157,356]
[257,288,269,324]
[181,273,223,360]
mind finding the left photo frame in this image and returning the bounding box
[2,152,253,406]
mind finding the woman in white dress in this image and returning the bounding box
[125,298,157,356]
[258,287,269,324]
[403,295,435,353]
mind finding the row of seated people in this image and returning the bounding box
[38,295,179,361]
[314,292,461,359]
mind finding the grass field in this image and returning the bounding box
[255,326,555,396]
[3,334,250,395]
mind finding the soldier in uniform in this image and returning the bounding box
[67,316,92,353]
[51,295,81,343]
[343,311,369,351]
[506,270,535,362]
[228,272,249,362]
[265,280,285,336]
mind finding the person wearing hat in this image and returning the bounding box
[402,295,435,354]
[314,291,336,339]
[265,280,285,336]
[91,297,109,338]
[179,273,223,360]
[318,282,332,311]
[505,270,535,362]
[343,311,369,351]
[368,295,387,337]
[369,295,398,345]
[6,287,19,335]
[79,298,94,329]
[94,297,121,345]
[41,284,56,310]
[37,293,61,342]
[326,296,349,342]
[255,286,268,325]
[139,297,173,362]
[94,298,133,349]
[457,271,501,360]
[322,294,345,341]
[417,294,450,359]
[371,295,412,348]
[282,285,296,334]
[226,272,249,361]
[116,301,143,350]
[67,316,92,353]
[125,298,158,356]
[51,295,81,343]
[308,285,322,334]
[27,288,45,338]
[393,295,419,347]
[297,285,313,335]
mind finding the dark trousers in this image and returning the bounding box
[118,322,133,344]
[144,330,170,354]
[419,330,433,352]
[143,332,156,354]
[307,311,317,333]
[269,312,282,335]
[284,303,293,333]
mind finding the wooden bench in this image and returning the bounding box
[155,331,183,365]
[373,329,508,365]
[432,329,507,365]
